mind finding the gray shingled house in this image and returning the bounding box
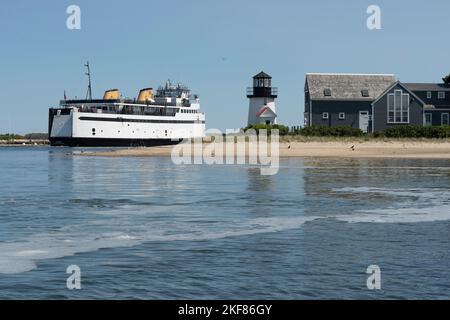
[403,83,450,127]
[304,73,450,133]
[304,73,396,133]
[371,81,425,132]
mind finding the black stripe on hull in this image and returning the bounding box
[78,116,205,124]
[50,137,182,147]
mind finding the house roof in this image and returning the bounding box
[403,83,450,92]
[256,106,277,118]
[306,73,396,100]
[371,81,426,106]
[253,71,272,79]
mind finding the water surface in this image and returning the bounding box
[0,147,449,299]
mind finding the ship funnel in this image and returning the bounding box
[137,88,154,102]
[103,89,120,100]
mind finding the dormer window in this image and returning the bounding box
[361,89,370,97]
[323,88,332,97]
[438,92,446,99]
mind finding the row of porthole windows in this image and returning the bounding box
[181,109,198,113]
[92,128,168,135]
[91,128,104,136]
[322,112,346,120]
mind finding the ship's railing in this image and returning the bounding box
[61,98,192,108]
[75,107,180,117]
[121,106,179,117]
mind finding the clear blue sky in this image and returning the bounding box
[0,0,449,134]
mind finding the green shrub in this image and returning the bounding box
[242,124,450,139]
[383,125,450,138]
[243,124,290,136]
[371,131,385,138]
[0,134,24,140]
[299,125,364,137]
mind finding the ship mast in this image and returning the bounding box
[85,61,93,100]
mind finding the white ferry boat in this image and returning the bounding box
[49,64,205,147]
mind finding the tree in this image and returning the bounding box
[443,73,450,85]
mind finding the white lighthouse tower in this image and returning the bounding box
[247,71,278,125]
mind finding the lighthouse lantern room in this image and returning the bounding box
[246,71,278,126]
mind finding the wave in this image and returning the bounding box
[333,187,450,223]
[337,205,450,223]
[0,216,315,275]
[1,186,449,275]
[333,187,450,199]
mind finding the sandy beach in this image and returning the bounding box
[77,139,450,159]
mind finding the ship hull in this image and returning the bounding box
[48,108,205,148]
[49,137,182,147]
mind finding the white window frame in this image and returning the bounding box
[322,112,329,120]
[442,113,449,126]
[387,89,410,124]
[438,92,446,99]
[338,112,345,120]
[424,113,432,126]
[427,91,432,99]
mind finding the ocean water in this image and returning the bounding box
[0,147,449,299]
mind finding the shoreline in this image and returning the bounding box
[75,139,450,159]
[0,140,48,146]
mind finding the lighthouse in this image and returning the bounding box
[247,71,278,126]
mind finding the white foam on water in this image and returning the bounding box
[0,216,317,275]
[0,233,140,274]
[333,187,450,199]
[2,186,449,275]
[338,205,450,224]
[333,187,450,224]
[115,235,138,241]
[15,250,48,257]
